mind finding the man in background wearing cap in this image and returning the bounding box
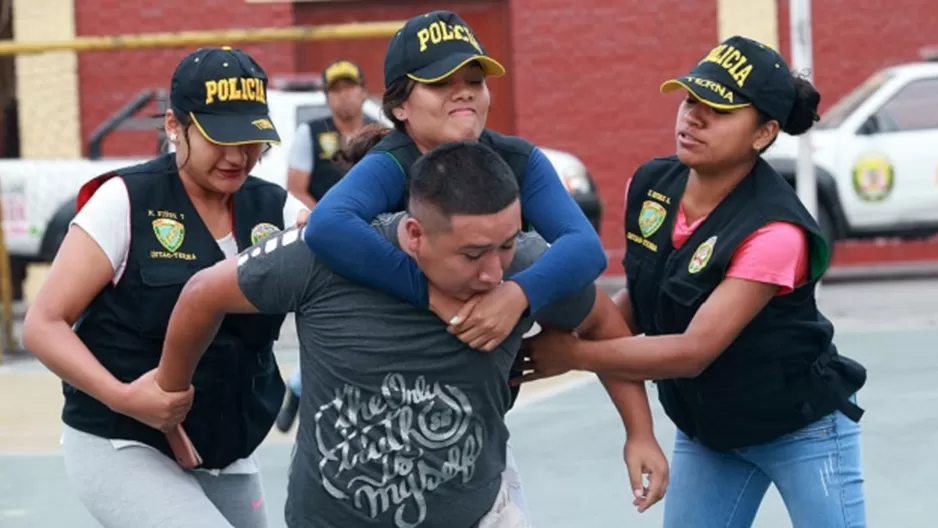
[278,59,375,432]
[285,59,374,210]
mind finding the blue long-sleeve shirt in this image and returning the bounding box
[302,146,607,313]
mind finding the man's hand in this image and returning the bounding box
[624,435,669,513]
[511,326,582,385]
[446,281,529,352]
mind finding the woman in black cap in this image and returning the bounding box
[303,10,608,353]
[520,36,868,527]
[23,46,308,527]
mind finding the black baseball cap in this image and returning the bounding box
[383,10,505,88]
[322,59,365,90]
[170,46,280,145]
[660,36,796,127]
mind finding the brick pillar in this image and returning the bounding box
[12,0,81,159]
[717,0,780,49]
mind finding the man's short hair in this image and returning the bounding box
[408,141,520,220]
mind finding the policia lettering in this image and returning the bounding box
[700,43,754,87]
[204,77,267,105]
[416,20,483,54]
[679,43,759,105]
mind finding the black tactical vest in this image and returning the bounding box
[370,129,535,408]
[63,154,289,469]
[623,155,866,451]
[307,116,376,201]
[371,128,534,219]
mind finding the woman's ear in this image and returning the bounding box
[754,119,780,152]
[164,110,182,143]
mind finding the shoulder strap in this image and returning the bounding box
[77,155,175,213]
[479,129,534,182]
[371,129,420,177]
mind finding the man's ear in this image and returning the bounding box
[404,217,424,253]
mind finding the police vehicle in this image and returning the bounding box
[763,48,938,245]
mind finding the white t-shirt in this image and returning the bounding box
[287,122,315,173]
[69,176,308,474]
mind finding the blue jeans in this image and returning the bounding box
[287,369,302,395]
[663,411,866,528]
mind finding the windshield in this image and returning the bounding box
[295,104,332,124]
[295,97,385,125]
[816,70,895,130]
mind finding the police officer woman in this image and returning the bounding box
[302,9,608,352]
[520,36,868,527]
[23,47,307,528]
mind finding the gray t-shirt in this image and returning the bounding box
[236,213,596,528]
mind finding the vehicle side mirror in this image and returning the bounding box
[857,114,880,135]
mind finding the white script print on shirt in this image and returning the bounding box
[314,373,485,528]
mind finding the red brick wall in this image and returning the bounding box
[74,1,294,158]
[777,0,938,115]
[73,0,938,267]
[509,0,718,273]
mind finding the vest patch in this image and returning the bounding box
[318,132,339,159]
[639,200,667,238]
[152,218,185,253]
[251,222,280,245]
[688,235,717,274]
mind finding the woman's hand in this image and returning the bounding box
[428,282,474,324]
[112,368,194,432]
[511,327,584,385]
[445,281,530,352]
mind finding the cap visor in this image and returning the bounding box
[190,112,281,146]
[408,53,505,83]
[660,76,751,110]
[325,76,362,90]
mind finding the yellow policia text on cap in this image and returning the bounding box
[204,77,267,105]
[660,41,761,109]
[699,43,754,88]
[417,20,483,54]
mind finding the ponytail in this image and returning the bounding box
[331,124,392,169]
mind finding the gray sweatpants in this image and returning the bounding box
[62,425,268,528]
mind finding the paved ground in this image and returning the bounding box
[1,277,936,527]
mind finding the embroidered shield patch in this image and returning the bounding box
[688,236,717,274]
[318,132,339,159]
[251,222,280,245]
[152,218,185,253]
[638,200,667,238]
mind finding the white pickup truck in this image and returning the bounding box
[0,81,603,299]
[763,52,938,245]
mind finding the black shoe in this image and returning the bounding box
[275,389,300,432]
